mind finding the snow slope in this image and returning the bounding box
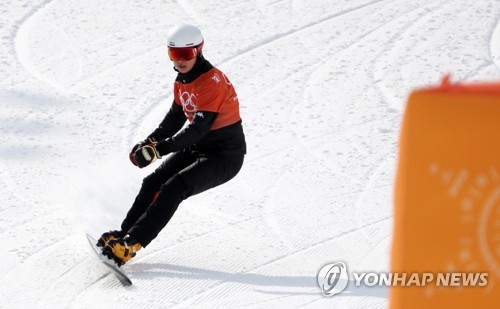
[0,0,499,308]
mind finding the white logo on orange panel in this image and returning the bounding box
[429,164,500,291]
[212,73,221,83]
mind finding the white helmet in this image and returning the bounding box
[168,24,204,48]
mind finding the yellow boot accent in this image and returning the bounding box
[103,237,142,266]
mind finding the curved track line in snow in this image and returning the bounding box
[136,180,369,265]
[135,214,259,261]
[68,44,166,90]
[171,215,391,308]
[9,0,55,62]
[258,0,289,9]
[453,1,500,81]
[286,3,423,177]
[254,215,391,273]
[214,0,390,67]
[67,273,118,308]
[175,0,206,24]
[354,158,393,243]
[261,173,296,250]
[367,0,447,111]
[268,3,442,287]
[341,2,448,243]
[228,17,407,254]
[238,0,424,269]
[0,167,34,207]
[11,0,78,92]
[462,62,498,81]
[289,2,451,191]
[14,1,171,93]
[134,179,370,269]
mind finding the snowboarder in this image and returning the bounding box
[97,24,246,266]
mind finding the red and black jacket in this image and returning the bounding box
[148,56,246,156]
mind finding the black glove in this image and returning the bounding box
[132,144,162,168]
[129,138,155,166]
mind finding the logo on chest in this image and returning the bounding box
[179,91,197,119]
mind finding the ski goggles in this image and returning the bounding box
[168,43,204,61]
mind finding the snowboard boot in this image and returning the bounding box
[96,230,126,248]
[102,235,142,267]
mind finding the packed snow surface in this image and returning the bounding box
[1,0,500,308]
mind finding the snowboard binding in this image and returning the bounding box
[101,236,142,267]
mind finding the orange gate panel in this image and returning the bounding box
[391,77,500,308]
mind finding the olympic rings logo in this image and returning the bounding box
[179,91,197,113]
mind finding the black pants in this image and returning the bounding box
[121,147,244,247]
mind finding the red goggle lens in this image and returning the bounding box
[168,43,203,61]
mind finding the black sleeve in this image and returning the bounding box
[155,110,217,156]
[147,101,187,142]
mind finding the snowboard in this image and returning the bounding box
[86,233,133,286]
